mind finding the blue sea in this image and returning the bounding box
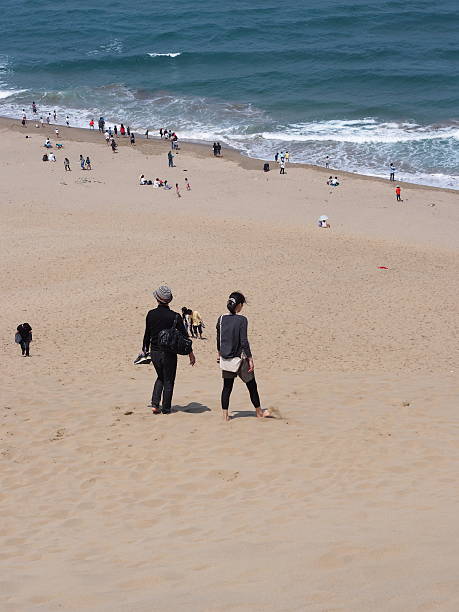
[1,0,458,188]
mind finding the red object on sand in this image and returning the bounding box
[378,266,389,269]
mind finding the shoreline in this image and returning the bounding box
[2,115,458,194]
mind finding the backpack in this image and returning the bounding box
[15,332,22,344]
[158,315,192,355]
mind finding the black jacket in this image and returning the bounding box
[143,304,188,353]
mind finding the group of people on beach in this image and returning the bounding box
[139,285,270,421]
[139,174,191,196]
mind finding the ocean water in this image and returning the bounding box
[1,0,458,188]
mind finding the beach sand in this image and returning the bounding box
[1,118,458,611]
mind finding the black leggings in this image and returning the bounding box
[221,377,260,411]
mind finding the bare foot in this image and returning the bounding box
[256,408,271,418]
[151,406,161,415]
[223,410,231,422]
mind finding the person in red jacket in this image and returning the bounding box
[395,185,402,201]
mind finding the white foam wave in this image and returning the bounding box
[261,120,459,144]
[147,52,181,58]
[0,89,26,99]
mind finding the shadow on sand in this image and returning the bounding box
[173,402,211,414]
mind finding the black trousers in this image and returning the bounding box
[221,377,260,411]
[151,350,177,413]
[20,340,30,356]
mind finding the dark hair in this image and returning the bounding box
[227,291,246,314]
[181,306,187,315]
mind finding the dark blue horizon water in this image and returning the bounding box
[1,0,458,188]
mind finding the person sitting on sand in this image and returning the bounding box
[217,292,270,422]
[328,176,339,186]
[163,180,172,190]
[44,138,52,148]
[318,215,330,228]
[140,174,147,185]
[142,285,196,414]
[48,152,56,162]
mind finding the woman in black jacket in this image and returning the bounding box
[17,323,32,356]
[216,292,270,421]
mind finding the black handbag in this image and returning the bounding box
[158,315,192,355]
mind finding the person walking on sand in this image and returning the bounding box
[395,185,402,201]
[191,309,204,339]
[217,292,270,421]
[53,110,57,122]
[85,156,91,170]
[185,177,191,191]
[130,133,135,145]
[64,157,71,171]
[16,322,32,356]
[389,162,396,181]
[274,151,279,163]
[145,129,149,139]
[324,155,330,168]
[89,119,94,130]
[280,161,285,174]
[175,183,181,198]
[168,150,174,167]
[80,154,85,170]
[142,285,196,414]
[285,151,290,163]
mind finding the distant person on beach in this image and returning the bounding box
[66,116,70,127]
[213,142,218,156]
[64,157,71,171]
[175,183,181,198]
[32,101,37,114]
[89,119,94,129]
[324,155,330,168]
[55,128,59,138]
[53,110,57,121]
[396,185,402,201]
[85,156,91,170]
[44,138,51,148]
[217,292,270,421]
[181,307,192,335]
[280,151,285,163]
[145,129,149,139]
[280,161,285,174]
[114,125,118,136]
[389,163,396,181]
[130,133,135,145]
[217,142,222,156]
[16,323,32,356]
[285,151,290,163]
[142,285,196,414]
[40,116,44,127]
[48,152,56,162]
[275,152,279,162]
[98,117,105,132]
[318,215,330,228]
[105,130,110,144]
[191,310,204,339]
[127,126,131,136]
[168,150,174,167]
[80,154,85,170]
[21,114,26,127]
[46,114,50,124]
[111,139,117,152]
[160,128,163,139]
[185,177,191,190]
[120,124,126,136]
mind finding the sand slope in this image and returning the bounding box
[1,120,458,611]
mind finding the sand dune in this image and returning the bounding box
[1,119,458,611]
